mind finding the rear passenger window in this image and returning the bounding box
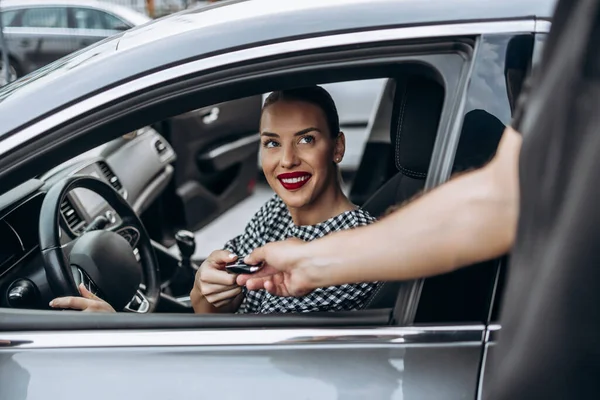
[71,8,130,31]
[100,12,130,30]
[21,7,68,28]
[72,8,105,30]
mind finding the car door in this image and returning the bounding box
[0,323,484,400]
[67,7,132,50]
[3,6,75,73]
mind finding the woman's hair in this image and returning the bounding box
[262,86,340,138]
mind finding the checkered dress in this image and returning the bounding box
[223,194,379,314]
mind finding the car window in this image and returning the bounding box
[1,9,19,27]
[21,7,68,28]
[71,8,130,30]
[100,12,131,30]
[72,8,104,30]
[412,34,536,326]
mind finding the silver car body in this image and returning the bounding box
[0,0,555,399]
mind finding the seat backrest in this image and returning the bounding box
[361,76,445,218]
[361,79,507,312]
[361,76,445,309]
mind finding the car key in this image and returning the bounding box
[225,259,262,274]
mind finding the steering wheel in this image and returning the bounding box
[39,175,161,313]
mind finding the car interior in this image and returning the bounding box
[0,44,511,331]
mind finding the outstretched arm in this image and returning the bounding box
[239,127,522,295]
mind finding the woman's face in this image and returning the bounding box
[260,99,345,210]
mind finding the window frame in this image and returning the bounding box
[0,20,538,336]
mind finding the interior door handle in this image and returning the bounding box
[199,107,220,125]
[19,39,30,48]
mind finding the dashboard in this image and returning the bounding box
[0,127,176,309]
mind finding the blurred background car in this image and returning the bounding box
[0,0,151,85]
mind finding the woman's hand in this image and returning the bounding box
[191,249,244,313]
[50,283,116,312]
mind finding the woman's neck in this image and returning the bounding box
[288,181,356,226]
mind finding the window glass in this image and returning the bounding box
[101,12,130,30]
[72,8,130,30]
[72,8,104,29]
[1,10,19,27]
[21,7,68,28]
[414,34,534,325]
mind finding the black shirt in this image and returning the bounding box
[486,0,600,398]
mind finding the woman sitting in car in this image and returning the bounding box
[50,86,379,314]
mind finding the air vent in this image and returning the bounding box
[60,197,85,233]
[98,161,123,192]
[154,139,167,155]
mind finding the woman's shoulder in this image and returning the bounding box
[345,207,376,227]
[321,207,375,231]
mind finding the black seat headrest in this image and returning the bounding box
[452,109,505,173]
[391,77,445,179]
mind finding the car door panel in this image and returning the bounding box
[162,95,262,233]
[0,326,484,400]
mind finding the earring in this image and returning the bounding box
[336,157,341,163]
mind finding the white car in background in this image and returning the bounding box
[0,0,151,84]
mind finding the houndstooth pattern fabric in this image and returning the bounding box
[223,194,379,314]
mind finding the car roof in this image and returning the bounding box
[0,0,152,25]
[0,0,557,137]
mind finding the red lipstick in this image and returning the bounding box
[277,171,312,191]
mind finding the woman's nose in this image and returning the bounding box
[280,145,300,168]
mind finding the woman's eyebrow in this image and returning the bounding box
[260,127,321,137]
[294,127,321,136]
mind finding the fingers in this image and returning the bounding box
[243,276,272,291]
[211,287,243,308]
[236,265,280,286]
[207,250,237,268]
[200,262,238,287]
[49,296,94,311]
[196,250,243,307]
[244,246,265,266]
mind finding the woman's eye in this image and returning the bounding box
[299,135,315,144]
[263,140,279,148]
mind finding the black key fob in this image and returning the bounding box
[225,259,262,274]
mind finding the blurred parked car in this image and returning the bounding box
[0,0,151,85]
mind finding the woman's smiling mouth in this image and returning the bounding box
[277,172,312,190]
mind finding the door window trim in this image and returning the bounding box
[0,20,537,156]
[0,324,485,349]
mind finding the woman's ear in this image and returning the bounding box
[334,131,346,163]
